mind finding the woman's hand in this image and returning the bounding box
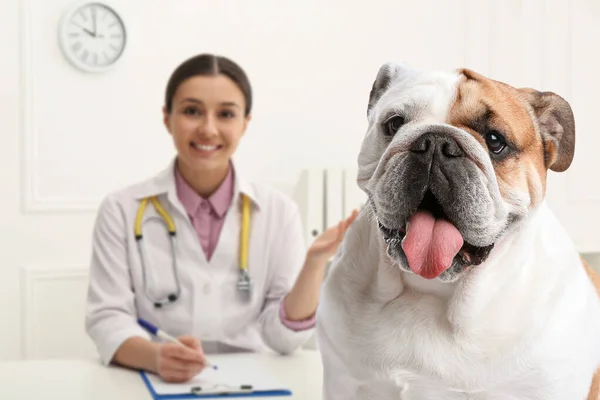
[155,336,207,383]
[307,209,359,262]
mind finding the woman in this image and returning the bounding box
[84,53,358,383]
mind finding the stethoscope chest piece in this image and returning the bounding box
[237,269,252,299]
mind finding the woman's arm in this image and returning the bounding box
[257,200,358,355]
[85,196,206,382]
[283,209,359,321]
[113,337,161,372]
[85,195,154,366]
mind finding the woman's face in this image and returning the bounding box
[163,74,250,175]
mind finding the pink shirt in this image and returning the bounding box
[175,165,234,261]
[174,165,316,331]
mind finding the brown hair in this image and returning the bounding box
[164,53,253,116]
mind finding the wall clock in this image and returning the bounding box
[58,1,127,73]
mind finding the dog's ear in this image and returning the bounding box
[519,88,576,172]
[367,62,411,117]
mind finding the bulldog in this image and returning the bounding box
[316,62,600,399]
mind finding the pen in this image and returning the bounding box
[137,318,218,370]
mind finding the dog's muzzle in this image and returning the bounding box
[373,130,498,281]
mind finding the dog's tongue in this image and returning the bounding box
[401,210,464,279]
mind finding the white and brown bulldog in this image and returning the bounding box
[316,62,600,399]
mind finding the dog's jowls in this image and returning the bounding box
[316,62,600,399]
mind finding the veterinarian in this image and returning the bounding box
[84,53,358,383]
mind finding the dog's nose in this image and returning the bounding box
[410,133,463,158]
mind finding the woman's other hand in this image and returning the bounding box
[155,336,207,382]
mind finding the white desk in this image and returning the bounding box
[0,350,323,400]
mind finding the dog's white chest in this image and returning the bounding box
[316,222,600,400]
[319,284,598,400]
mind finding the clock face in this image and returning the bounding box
[59,2,127,72]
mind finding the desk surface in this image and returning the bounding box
[0,350,323,400]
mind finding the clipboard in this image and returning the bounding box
[140,372,292,398]
[139,357,293,399]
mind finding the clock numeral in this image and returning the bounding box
[108,21,118,28]
[72,42,82,53]
[93,53,99,65]
[110,43,120,51]
[79,9,88,21]
[110,34,122,39]
[68,32,80,38]
[81,49,89,62]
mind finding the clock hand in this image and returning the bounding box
[72,21,94,37]
[92,6,97,37]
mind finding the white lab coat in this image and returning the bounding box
[85,158,314,366]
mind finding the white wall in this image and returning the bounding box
[1,0,599,361]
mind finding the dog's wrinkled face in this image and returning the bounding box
[358,63,575,282]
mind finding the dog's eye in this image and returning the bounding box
[384,115,405,136]
[485,131,507,154]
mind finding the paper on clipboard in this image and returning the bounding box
[142,357,292,396]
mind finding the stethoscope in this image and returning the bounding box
[134,194,252,308]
